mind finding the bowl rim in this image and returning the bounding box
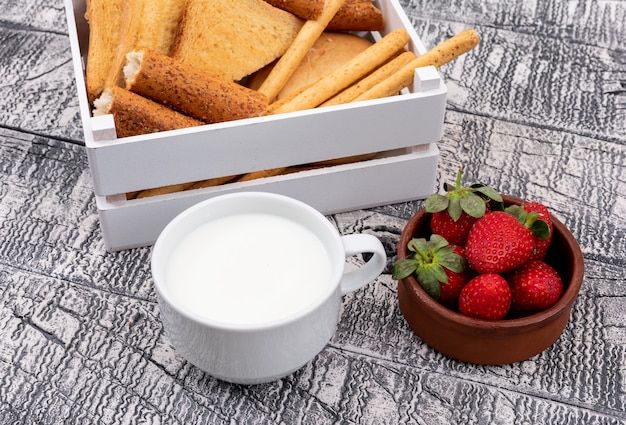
[398,194,584,330]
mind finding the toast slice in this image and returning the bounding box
[84,0,124,103]
[102,0,187,92]
[172,0,304,82]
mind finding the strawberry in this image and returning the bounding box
[464,211,535,274]
[522,201,553,260]
[392,234,469,306]
[506,260,563,316]
[458,273,512,320]
[430,208,482,247]
[425,169,501,246]
[438,245,472,307]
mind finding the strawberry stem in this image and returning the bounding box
[425,168,501,221]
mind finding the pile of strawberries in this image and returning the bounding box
[393,170,563,320]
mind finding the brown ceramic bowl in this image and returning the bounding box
[396,194,584,364]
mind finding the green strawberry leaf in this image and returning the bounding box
[429,234,450,250]
[424,193,449,213]
[505,205,527,223]
[439,252,468,273]
[435,244,455,257]
[505,206,549,238]
[448,197,463,221]
[530,219,550,239]
[391,258,419,280]
[473,185,502,202]
[406,238,426,253]
[430,265,449,284]
[392,230,471,301]
[513,208,541,229]
[425,169,501,220]
[460,193,487,218]
[416,267,443,299]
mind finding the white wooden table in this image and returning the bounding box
[1,0,625,423]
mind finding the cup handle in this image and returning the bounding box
[339,234,387,296]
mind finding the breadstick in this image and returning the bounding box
[93,86,203,138]
[321,51,416,106]
[266,83,313,114]
[258,0,346,102]
[354,29,480,102]
[352,60,415,101]
[124,50,268,123]
[270,28,410,114]
[412,28,480,69]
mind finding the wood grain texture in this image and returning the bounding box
[1,0,626,423]
[0,18,83,141]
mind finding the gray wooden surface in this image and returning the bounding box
[1,0,625,423]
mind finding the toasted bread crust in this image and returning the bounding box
[125,50,268,123]
[264,0,383,31]
[263,0,325,20]
[96,87,203,138]
[327,0,383,31]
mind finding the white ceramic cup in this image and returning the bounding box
[151,192,386,384]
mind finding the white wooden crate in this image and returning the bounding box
[64,0,447,250]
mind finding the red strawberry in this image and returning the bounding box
[430,209,479,246]
[522,202,553,260]
[506,260,563,316]
[425,169,501,246]
[392,235,469,306]
[438,245,472,307]
[464,211,535,274]
[458,273,512,320]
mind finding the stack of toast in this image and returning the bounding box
[84,0,479,198]
[85,0,384,137]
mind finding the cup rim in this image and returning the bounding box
[151,191,345,331]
